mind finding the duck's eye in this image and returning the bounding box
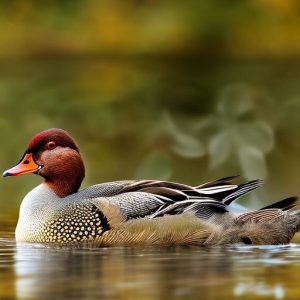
[46,141,57,150]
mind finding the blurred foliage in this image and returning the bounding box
[0,0,300,59]
[159,84,275,180]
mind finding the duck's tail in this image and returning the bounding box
[288,210,300,232]
[259,196,300,232]
[259,196,299,211]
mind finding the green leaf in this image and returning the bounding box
[217,83,254,118]
[208,131,231,168]
[163,111,205,158]
[237,121,274,154]
[238,146,267,179]
[193,116,219,132]
[171,138,205,158]
[135,150,172,180]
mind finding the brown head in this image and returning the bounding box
[3,128,85,198]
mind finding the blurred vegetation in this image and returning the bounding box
[1,1,300,226]
[0,0,300,59]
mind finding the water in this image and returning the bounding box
[1,232,300,300]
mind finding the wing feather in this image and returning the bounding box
[235,209,285,223]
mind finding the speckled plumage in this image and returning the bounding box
[15,184,106,243]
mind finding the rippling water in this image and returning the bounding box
[1,231,300,300]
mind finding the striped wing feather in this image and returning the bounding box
[81,177,263,226]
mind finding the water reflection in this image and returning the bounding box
[0,236,295,299]
[14,243,232,299]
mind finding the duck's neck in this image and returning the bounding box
[44,159,85,198]
[44,178,82,198]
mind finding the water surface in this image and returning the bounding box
[1,231,300,300]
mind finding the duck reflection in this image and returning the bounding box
[14,244,235,299]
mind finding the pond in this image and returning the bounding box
[1,231,300,299]
[1,58,300,299]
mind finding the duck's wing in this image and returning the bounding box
[121,177,263,205]
[79,177,262,204]
[78,180,197,199]
[77,177,262,223]
[72,180,226,227]
[91,191,228,222]
[195,177,263,205]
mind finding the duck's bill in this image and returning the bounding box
[2,153,41,177]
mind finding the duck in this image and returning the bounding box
[3,128,300,246]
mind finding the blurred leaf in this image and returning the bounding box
[208,131,231,169]
[171,141,205,159]
[237,121,274,154]
[217,84,254,118]
[238,146,267,179]
[135,150,172,180]
[193,116,219,132]
[193,115,221,143]
[163,111,205,158]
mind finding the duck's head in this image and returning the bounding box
[3,128,85,197]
